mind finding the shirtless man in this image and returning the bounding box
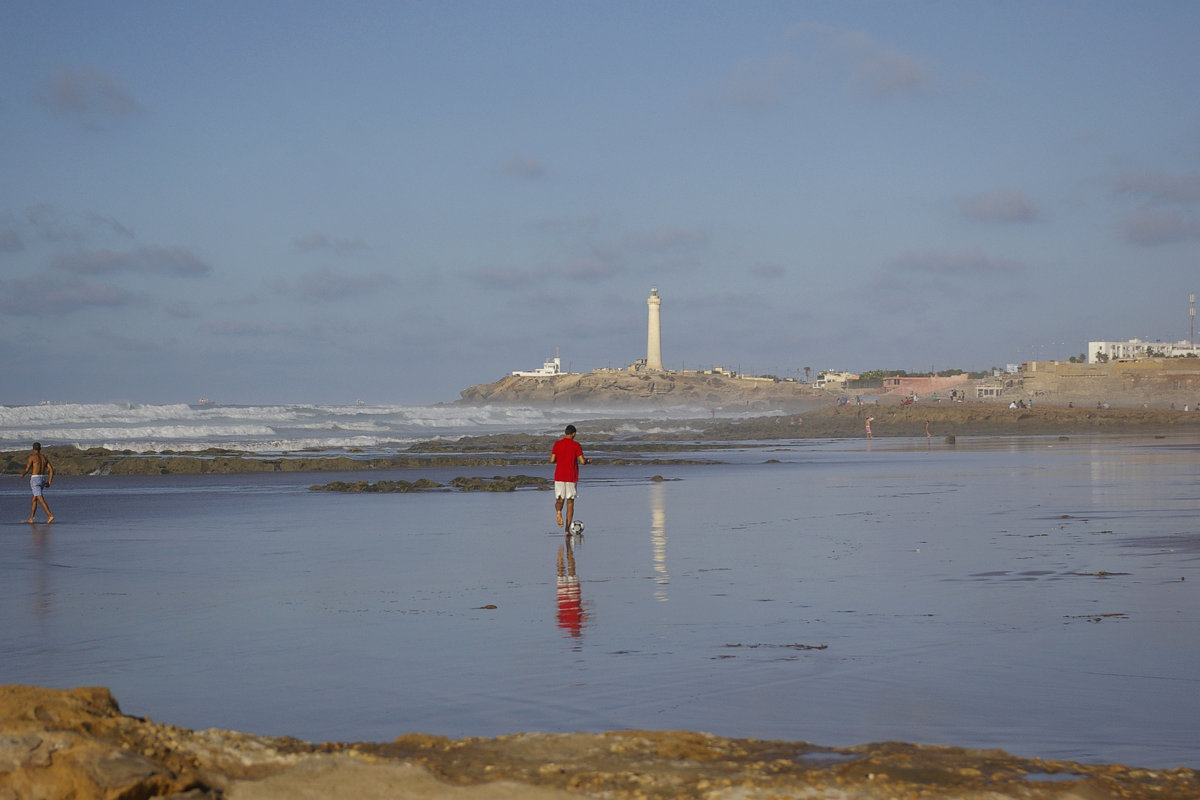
[20,442,54,523]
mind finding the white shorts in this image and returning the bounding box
[554,481,578,500]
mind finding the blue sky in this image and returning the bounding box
[3,1,1199,405]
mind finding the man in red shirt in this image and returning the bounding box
[550,424,589,532]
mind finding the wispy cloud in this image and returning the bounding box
[278,267,395,301]
[956,189,1040,223]
[26,204,86,243]
[33,66,141,120]
[1111,169,1200,245]
[294,233,369,253]
[889,249,1026,278]
[0,226,23,253]
[1112,169,1200,207]
[1117,210,1200,246]
[750,261,786,279]
[466,254,623,289]
[87,212,136,238]
[622,227,709,252]
[713,22,937,110]
[200,320,297,337]
[499,153,547,180]
[164,302,200,319]
[51,246,212,277]
[0,277,140,314]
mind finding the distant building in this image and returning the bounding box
[512,356,566,377]
[813,370,858,389]
[1089,338,1200,362]
[878,374,969,398]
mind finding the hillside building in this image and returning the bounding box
[1089,338,1200,362]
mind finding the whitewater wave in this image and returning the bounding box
[0,401,737,453]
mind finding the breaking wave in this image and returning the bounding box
[0,401,724,453]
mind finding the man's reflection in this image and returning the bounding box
[556,534,586,638]
[32,526,53,618]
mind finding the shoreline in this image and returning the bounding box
[6,403,1200,476]
[2,685,1196,799]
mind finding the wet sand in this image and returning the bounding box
[2,433,1199,788]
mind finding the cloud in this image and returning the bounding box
[466,250,624,289]
[33,67,141,119]
[561,256,622,282]
[713,52,795,111]
[26,204,86,243]
[0,226,23,253]
[87,213,135,238]
[0,277,140,315]
[1117,210,1200,246]
[750,261,786,279]
[51,246,212,277]
[789,23,936,99]
[956,189,1040,223]
[622,227,709,252]
[499,154,547,180]
[200,320,297,337]
[165,302,200,319]
[283,267,396,301]
[464,266,536,290]
[1112,169,1200,207]
[889,249,1026,278]
[294,233,369,253]
[715,22,936,109]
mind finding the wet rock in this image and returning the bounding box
[1,686,1197,799]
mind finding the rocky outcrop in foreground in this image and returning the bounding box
[1,685,1195,799]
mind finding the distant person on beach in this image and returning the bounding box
[20,442,54,523]
[550,424,589,533]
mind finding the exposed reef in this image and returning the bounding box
[310,475,552,493]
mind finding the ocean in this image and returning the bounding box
[0,401,728,453]
[2,406,1199,769]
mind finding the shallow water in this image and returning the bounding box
[3,435,1199,768]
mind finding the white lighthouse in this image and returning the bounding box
[646,287,663,371]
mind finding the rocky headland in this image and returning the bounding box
[2,685,1195,799]
[458,358,1200,411]
[457,370,825,410]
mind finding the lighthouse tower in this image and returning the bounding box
[646,287,663,371]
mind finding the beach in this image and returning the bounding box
[3,423,1200,796]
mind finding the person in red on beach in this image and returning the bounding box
[550,424,589,533]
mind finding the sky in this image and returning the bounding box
[3,1,1200,405]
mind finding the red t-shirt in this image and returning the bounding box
[552,437,583,483]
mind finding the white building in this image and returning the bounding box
[1088,338,1200,362]
[646,287,664,371]
[512,356,565,377]
[813,370,859,389]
